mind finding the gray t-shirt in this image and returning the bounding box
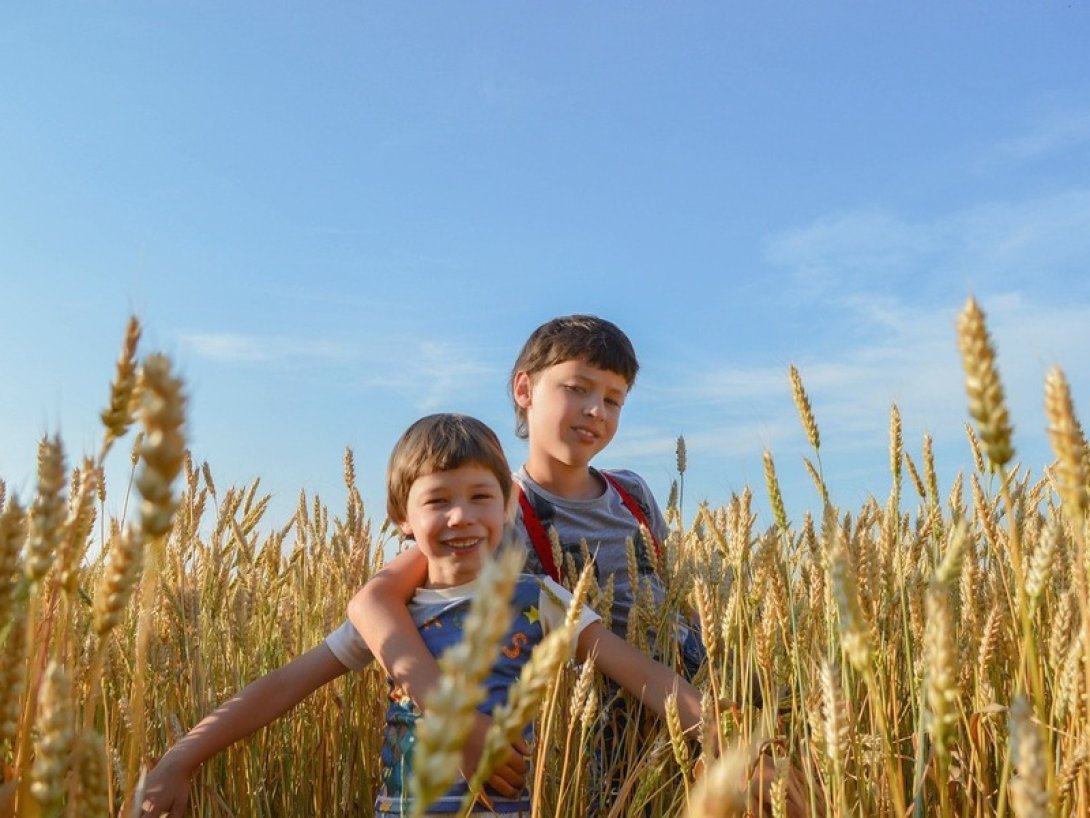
[325,467,669,670]
[513,466,668,640]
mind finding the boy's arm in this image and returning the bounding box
[348,547,529,796]
[137,643,349,817]
[347,545,438,700]
[576,621,703,736]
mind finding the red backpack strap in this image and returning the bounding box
[517,485,561,582]
[602,472,663,560]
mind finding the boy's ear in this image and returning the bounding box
[513,371,533,409]
[397,520,413,537]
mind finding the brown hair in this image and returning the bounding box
[386,413,513,522]
[509,315,639,439]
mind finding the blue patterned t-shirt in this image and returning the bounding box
[375,573,598,816]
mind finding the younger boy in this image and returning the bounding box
[352,413,704,816]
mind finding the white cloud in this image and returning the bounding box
[764,189,1090,297]
[178,328,501,414]
[181,333,273,363]
[764,209,944,293]
[641,294,1090,472]
[355,338,500,412]
[179,332,355,364]
[990,108,1090,162]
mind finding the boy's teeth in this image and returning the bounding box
[445,538,478,550]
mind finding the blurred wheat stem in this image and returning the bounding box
[126,354,187,793]
[458,624,575,816]
[29,661,73,818]
[85,524,145,733]
[410,547,523,818]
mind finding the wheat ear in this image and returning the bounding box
[30,661,73,815]
[957,296,1014,470]
[1044,366,1088,517]
[1009,695,1050,818]
[99,315,142,458]
[0,496,27,635]
[26,435,67,584]
[789,364,821,452]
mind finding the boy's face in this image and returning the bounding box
[399,463,508,589]
[513,359,629,470]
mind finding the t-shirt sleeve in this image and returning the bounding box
[324,619,374,671]
[536,577,601,651]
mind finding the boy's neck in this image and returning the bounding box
[522,456,604,501]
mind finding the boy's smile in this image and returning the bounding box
[399,463,507,589]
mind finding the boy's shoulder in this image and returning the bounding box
[599,467,652,494]
[599,467,658,510]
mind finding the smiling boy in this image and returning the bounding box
[363,413,703,816]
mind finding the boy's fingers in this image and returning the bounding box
[504,744,528,774]
[510,738,532,758]
[483,746,528,795]
[485,760,525,796]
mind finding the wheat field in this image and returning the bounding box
[2,300,1088,817]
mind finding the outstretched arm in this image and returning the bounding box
[347,546,528,796]
[577,622,704,736]
[136,643,349,817]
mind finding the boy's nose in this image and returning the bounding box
[448,503,470,524]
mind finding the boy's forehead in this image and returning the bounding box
[539,358,631,389]
[412,462,503,488]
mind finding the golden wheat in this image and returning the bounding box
[6,303,1090,816]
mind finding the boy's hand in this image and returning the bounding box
[123,756,192,818]
[461,711,529,797]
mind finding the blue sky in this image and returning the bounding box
[3,3,1089,536]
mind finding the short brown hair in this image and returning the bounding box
[509,315,639,439]
[386,413,513,522]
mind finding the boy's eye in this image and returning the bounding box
[564,383,585,394]
[472,493,496,501]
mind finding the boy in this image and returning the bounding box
[342,316,702,798]
[356,413,704,816]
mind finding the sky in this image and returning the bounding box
[2,3,1089,542]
